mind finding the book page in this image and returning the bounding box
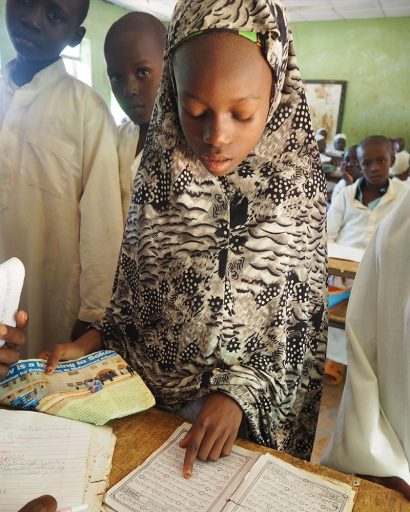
[224,453,355,512]
[0,409,91,511]
[104,423,259,512]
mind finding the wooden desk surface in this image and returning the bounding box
[329,300,348,329]
[329,257,360,279]
[108,408,410,511]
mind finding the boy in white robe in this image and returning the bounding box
[323,190,410,500]
[328,135,408,250]
[104,13,166,221]
[0,0,123,355]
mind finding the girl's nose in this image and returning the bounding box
[203,116,232,147]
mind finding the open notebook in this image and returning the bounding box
[104,423,356,512]
[0,409,116,512]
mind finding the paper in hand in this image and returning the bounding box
[0,257,25,346]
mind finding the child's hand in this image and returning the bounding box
[18,495,57,512]
[179,392,243,478]
[39,329,103,375]
[0,310,28,379]
[340,162,353,185]
[360,475,410,500]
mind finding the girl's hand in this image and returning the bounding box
[179,392,243,478]
[18,495,57,512]
[360,475,410,500]
[39,329,103,375]
[0,310,28,379]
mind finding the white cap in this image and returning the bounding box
[390,151,410,175]
[334,133,346,141]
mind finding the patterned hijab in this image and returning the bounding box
[99,0,327,460]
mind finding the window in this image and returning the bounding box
[62,39,92,86]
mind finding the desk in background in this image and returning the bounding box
[108,408,409,511]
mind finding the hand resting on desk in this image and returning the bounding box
[0,310,28,379]
[179,392,243,479]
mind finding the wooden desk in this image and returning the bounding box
[329,300,348,329]
[329,257,359,280]
[108,408,410,511]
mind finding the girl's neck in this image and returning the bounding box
[12,56,60,87]
[136,123,149,157]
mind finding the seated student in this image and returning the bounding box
[328,135,408,250]
[39,0,327,479]
[104,12,166,220]
[331,144,362,202]
[323,190,410,501]
[390,150,410,184]
[333,133,346,152]
[0,0,124,353]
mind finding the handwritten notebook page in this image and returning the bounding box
[225,453,355,512]
[0,409,115,512]
[104,423,259,512]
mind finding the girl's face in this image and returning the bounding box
[174,32,273,176]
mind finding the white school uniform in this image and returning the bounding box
[117,120,143,221]
[0,59,123,356]
[327,178,408,250]
[323,190,410,484]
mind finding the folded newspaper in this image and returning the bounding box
[0,350,155,425]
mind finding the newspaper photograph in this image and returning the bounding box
[0,350,155,425]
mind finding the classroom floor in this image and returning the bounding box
[311,370,346,464]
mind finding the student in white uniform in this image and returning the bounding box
[0,0,123,355]
[390,148,410,185]
[104,12,166,221]
[328,135,408,250]
[331,144,362,202]
[323,190,410,500]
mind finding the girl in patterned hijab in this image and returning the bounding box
[43,0,327,476]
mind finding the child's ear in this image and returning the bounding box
[390,154,396,167]
[68,26,86,48]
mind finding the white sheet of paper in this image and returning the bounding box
[224,453,355,512]
[0,257,25,346]
[104,422,259,512]
[328,243,364,263]
[0,409,115,512]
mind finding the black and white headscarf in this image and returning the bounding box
[97,0,327,460]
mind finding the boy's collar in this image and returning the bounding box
[4,58,66,90]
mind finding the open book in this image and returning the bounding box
[104,423,356,512]
[0,350,155,424]
[0,409,115,512]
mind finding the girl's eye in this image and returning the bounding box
[137,68,150,78]
[235,114,255,122]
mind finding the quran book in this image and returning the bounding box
[104,423,356,512]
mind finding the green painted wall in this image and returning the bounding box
[0,0,129,105]
[291,17,410,148]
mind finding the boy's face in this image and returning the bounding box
[357,141,394,187]
[174,33,272,176]
[334,137,346,151]
[106,30,163,126]
[6,0,85,62]
[345,146,361,180]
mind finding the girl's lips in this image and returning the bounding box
[201,155,233,174]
